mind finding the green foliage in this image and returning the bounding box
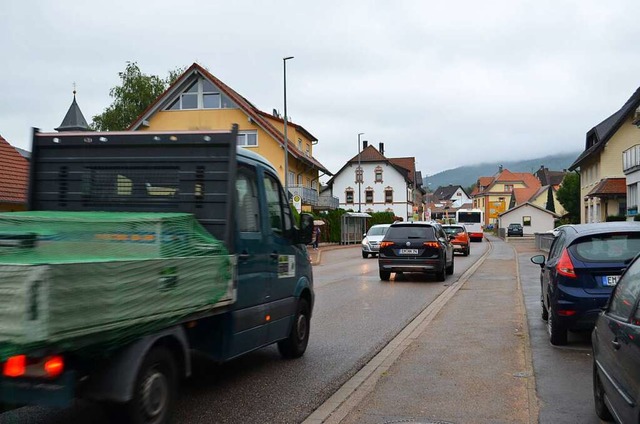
[606,215,627,222]
[366,212,395,229]
[634,215,640,221]
[545,187,556,213]
[291,204,300,226]
[556,172,580,223]
[91,62,183,131]
[319,209,348,243]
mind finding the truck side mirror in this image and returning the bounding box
[297,213,314,245]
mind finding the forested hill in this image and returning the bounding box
[423,152,580,190]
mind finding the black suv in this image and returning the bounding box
[378,221,454,281]
[507,223,523,237]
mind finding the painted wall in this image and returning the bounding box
[332,161,411,219]
[499,205,556,235]
[578,115,640,223]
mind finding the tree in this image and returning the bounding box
[556,172,580,223]
[91,62,184,131]
[545,186,556,213]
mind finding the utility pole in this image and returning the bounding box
[283,56,294,196]
[357,132,364,213]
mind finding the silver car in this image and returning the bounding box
[361,224,391,258]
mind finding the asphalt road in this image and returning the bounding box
[0,243,488,424]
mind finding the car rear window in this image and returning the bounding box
[443,226,464,235]
[572,233,640,262]
[368,226,389,236]
[386,225,435,240]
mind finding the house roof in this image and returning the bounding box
[128,63,331,175]
[586,177,626,198]
[512,186,540,205]
[327,145,415,187]
[55,93,90,132]
[0,135,29,204]
[569,87,640,171]
[535,167,566,186]
[434,185,466,201]
[498,202,561,218]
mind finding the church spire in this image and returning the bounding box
[55,84,90,132]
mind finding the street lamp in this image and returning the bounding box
[357,132,364,213]
[283,56,294,197]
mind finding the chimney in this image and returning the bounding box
[379,142,384,155]
[363,140,368,149]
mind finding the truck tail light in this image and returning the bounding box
[557,248,577,278]
[44,356,64,378]
[3,355,26,377]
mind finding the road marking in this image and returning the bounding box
[303,241,494,424]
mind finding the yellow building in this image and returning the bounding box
[128,63,334,212]
[569,88,640,222]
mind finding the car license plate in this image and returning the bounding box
[399,249,418,255]
[602,275,619,286]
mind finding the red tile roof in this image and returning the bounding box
[586,178,626,197]
[512,187,539,205]
[389,157,415,183]
[0,135,29,204]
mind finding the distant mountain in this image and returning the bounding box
[423,152,580,190]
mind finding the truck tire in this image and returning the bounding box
[125,347,177,424]
[278,298,310,359]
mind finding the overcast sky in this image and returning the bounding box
[3,0,640,178]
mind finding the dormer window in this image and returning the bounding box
[166,78,235,110]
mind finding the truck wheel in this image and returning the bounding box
[278,299,310,359]
[126,347,177,424]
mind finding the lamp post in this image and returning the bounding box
[283,56,294,197]
[357,132,364,213]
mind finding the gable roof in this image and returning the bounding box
[570,87,640,170]
[327,145,415,186]
[434,185,467,200]
[511,186,540,205]
[0,135,29,204]
[498,202,561,218]
[55,93,90,132]
[128,63,331,175]
[535,167,566,186]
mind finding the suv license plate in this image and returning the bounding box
[603,275,619,286]
[399,249,419,255]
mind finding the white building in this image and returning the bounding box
[326,142,419,220]
[433,185,472,208]
[498,202,560,235]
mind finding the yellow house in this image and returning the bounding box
[128,63,333,212]
[569,88,640,222]
[472,168,541,226]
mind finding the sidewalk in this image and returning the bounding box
[307,242,355,266]
[307,236,538,424]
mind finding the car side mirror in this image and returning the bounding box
[530,255,545,267]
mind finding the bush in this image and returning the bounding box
[635,215,640,221]
[605,215,627,222]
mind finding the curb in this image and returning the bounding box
[308,244,358,266]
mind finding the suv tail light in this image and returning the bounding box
[423,241,440,248]
[557,248,577,278]
[380,241,395,249]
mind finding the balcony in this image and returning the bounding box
[317,194,339,210]
[623,145,640,174]
[288,185,318,206]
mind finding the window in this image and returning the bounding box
[298,138,302,150]
[346,189,354,204]
[297,174,303,185]
[375,167,383,182]
[365,189,373,204]
[504,184,513,192]
[305,144,310,157]
[608,258,640,321]
[385,189,393,204]
[288,171,295,187]
[237,131,258,147]
[311,180,317,190]
[523,216,531,226]
[165,77,235,110]
[355,167,363,183]
[236,167,260,232]
[264,174,292,237]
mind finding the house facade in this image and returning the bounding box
[128,63,335,212]
[569,87,640,223]
[498,202,560,235]
[0,135,28,211]
[327,142,421,220]
[472,168,541,226]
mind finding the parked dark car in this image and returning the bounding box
[531,222,640,345]
[507,223,523,237]
[592,251,640,423]
[378,221,454,281]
